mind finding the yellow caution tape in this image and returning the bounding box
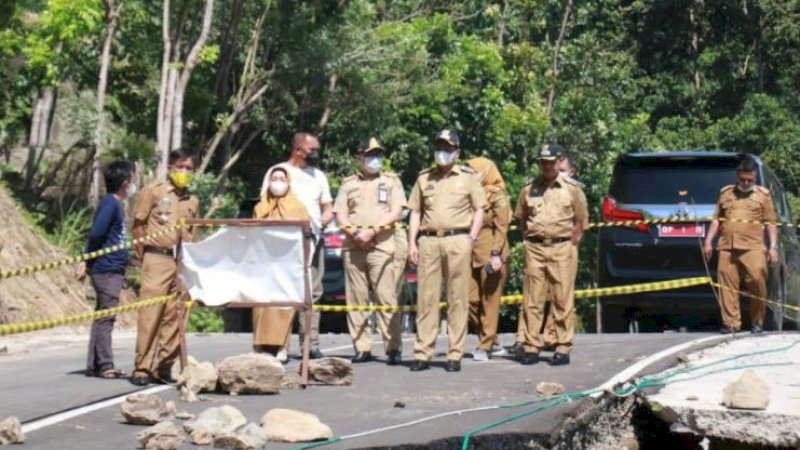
[0,294,176,336]
[710,282,800,313]
[312,277,712,313]
[0,223,183,280]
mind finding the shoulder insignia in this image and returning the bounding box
[460,165,477,174]
[342,174,358,184]
[498,198,507,208]
[561,175,581,187]
[756,185,771,196]
[720,185,735,193]
[383,171,398,179]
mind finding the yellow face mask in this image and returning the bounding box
[169,170,194,189]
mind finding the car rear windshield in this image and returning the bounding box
[609,157,751,204]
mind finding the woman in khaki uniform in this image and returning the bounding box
[251,167,310,363]
[466,157,511,361]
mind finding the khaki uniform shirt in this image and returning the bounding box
[133,180,199,248]
[713,185,777,251]
[333,172,407,253]
[408,165,486,231]
[514,175,588,239]
[472,186,511,267]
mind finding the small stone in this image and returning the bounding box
[175,411,195,421]
[0,416,25,445]
[393,401,405,408]
[261,408,333,442]
[722,369,770,410]
[306,357,353,386]
[121,394,165,425]
[180,385,199,403]
[536,382,565,397]
[686,395,699,401]
[184,405,248,444]
[137,421,186,450]
[676,352,690,363]
[165,401,178,417]
[280,371,302,390]
[213,423,268,450]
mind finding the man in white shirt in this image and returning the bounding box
[260,132,333,358]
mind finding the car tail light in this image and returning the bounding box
[324,233,344,248]
[404,271,417,283]
[601,196,649,232]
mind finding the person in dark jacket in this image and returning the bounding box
[77,160,136,379]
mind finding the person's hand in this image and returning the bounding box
[768,247,779,264]
[76,262,87,281]
[489,255,503,272]
[703,241,713,260]
[408,244,419,266]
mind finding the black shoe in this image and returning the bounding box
[751,325,764,334]
[386,350,402,366]
[510,341,524,359]
[130,374,150,386]
[720,327,735,335]
[444,360,461,372]
[309,348,325,359]
[351,351,373,363]
[551,352,570,366]
[520,352,540,365]
[409,360,430,372]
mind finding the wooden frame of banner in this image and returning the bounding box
[176,218,314,388]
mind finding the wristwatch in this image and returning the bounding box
[770,244,778,249]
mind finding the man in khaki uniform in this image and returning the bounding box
[131,149,199,386]
[334,138,407,365]
[703,158,778,334]
[515,143,588,366]
[465,157,511,362]
[407,130,486,372]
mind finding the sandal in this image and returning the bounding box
[98,368,127,379]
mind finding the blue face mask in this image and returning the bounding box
[364,156,383,174]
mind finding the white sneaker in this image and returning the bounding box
[277,349,289,364]
[491,345,508,357]
[473,349,490,362]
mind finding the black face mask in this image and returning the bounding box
[305,152,320,166]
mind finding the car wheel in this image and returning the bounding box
[600,303,628,333]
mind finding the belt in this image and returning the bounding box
[143,245,175,257]
[526,236,571,245]
[420,229,469,237]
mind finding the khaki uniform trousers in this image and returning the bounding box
[345,249,401,353]
[521,241,577,355]
[542,245,578,345]
[717,249,767,330]
[414,234,471,361]
[134,253,182,378]
[468,265,507,351]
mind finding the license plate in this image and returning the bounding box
[657,223,705,238]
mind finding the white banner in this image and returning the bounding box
[180,225,308,307]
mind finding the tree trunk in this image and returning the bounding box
[89,0,122,205]
[25,86,57,193]
[546,0,573,117]
[690,0,703,95]
[157,0,215,178]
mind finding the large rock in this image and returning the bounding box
[176,358,218,395]
[170,355,198,381]
[137,421,186,450]
[0,416,24,445]
[722,369,770,410]
[260,408,333,443]
[184,405,247,445]
[121,394,166,425]
[213,423,268,450]
[306,357,352,386]
[216,353,284,395]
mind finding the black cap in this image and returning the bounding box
[538,143,564,161]
[434,129,460,147]
[357,137,384,154]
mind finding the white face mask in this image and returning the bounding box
[434,150,455,166]
[126,183,137,198]
[364,156,383,174]
[737,184,754,193]
[269,181,289,197]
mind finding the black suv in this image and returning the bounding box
[597,152,800,332]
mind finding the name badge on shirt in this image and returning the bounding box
[378,184,388,203]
